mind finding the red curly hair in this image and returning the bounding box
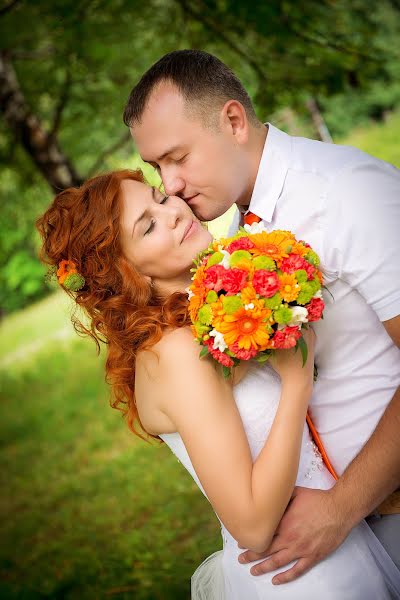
[36,169,190,440]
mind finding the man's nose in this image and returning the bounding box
[162,168,185,197]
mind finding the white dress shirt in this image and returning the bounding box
[230,123,400,475]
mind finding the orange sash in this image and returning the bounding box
[306,412,338,480]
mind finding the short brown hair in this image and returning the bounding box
[123,49,259,128]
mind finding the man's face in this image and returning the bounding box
[130,83,250,222]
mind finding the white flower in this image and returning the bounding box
[287,306,309,327]
[209,329,228,352]
[243,221,267,234]
[313,289,323,299]
[244,303,254,310]
[185,287,194,300]
[217,245,231,269]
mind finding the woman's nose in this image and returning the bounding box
[166,205,180,228]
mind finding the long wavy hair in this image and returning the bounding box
[36,169,190,440]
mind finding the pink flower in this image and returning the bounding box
[205,339,234,367]
[252,270,280,297]
[227,237,255,253]
[281,254,315,280]
[222,268,248,295]
[229,342,258,361]
[272,326,302,349]
[204,265,226,292]
[305,297,325,322]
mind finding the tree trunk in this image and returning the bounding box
[0,52,82,192]
[305,97,333,143]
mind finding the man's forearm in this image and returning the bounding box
[331,386,400,528]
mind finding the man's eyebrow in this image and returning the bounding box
[131,187,156,237]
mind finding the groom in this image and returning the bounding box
[123,50,400,582]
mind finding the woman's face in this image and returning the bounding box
[119,179,212,292]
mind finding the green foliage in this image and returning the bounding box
[1,0,400,315]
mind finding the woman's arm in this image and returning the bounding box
[136,327,314,552]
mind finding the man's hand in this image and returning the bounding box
[238,486,352,584]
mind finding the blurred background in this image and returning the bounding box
[1,1,399,598]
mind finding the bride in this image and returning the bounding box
[37,169,399,599]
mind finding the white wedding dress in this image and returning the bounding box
[160,361,400,599]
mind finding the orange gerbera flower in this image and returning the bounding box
[57,259,77,284]
[279,272,300,302]
[188,294,204,322]
[240,284,258,305]
[211,298,226,330]
[249,230,294,264]
[218,306,272,350]
[290,241,309,257]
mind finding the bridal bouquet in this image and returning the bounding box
[187,222,325,376]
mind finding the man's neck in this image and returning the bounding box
[236,123,269,210]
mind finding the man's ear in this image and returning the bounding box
[220,100,249,145]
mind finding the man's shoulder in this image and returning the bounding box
[291,135,371,177]
[290,132,397,183]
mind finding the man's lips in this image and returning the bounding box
[182,194,199,205]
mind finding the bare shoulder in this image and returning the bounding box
[135,327,218,434]
[136,326,202,378]
[137,327,212,381]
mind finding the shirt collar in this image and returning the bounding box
[247,123,292,223]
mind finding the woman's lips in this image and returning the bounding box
[182,220,198,242]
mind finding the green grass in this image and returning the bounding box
[0,330,220,599]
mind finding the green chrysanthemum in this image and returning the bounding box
[229,250,252,267]
[222,295,243,314]
[194,321,210,338]
[207,252,224,268]
[296,279,320,304]
[63,272,85,291]
[274,305,293,324]
[295,269,308,283]
[198,304,213,325]
[253,256,276,271]
[305,250,320,266]
[263,292,283,310]
[206,290,218,303]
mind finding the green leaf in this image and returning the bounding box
[255,351,271,363]
[296,335,308,367]
[199,346,209,359]
[222,366,232,378]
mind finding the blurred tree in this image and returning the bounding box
[0,0,399,314]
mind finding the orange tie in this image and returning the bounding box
[241,210,338,480]
[243,211,262,226]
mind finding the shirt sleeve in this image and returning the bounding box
[323,159,400,322]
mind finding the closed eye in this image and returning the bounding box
[144,196,169,235]
[144,219,155,235]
